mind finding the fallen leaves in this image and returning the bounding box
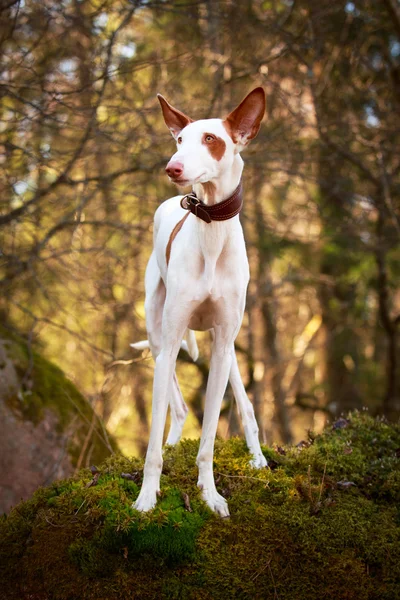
[182,492,193,512]
[336,480,356,490]
[121,472,141,483]
[332,418,350,430]
[85,466,100,488]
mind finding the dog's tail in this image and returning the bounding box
[130,340,152,351]
[130,329,198,362]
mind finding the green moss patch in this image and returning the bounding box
[1,412,400,599]
[0,325,117,466]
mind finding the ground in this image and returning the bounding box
[1,411,400,599]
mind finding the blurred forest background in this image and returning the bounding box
[1,0,400,460]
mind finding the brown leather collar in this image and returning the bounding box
[179,181,243,223]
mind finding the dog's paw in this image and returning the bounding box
[132,486,159,512]
[250,453,268,469]
[199,485,230,518]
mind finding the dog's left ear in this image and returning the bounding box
[224,87,265,149]
[157,94,193,139]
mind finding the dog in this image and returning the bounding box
[131,88,267,517]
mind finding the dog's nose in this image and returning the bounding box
[165,161,184,178]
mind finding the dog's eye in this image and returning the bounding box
[177,137,182,144]
[205,135,215,143]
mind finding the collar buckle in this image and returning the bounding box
[180,192,199,210]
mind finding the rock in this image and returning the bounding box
[0,327,117,513]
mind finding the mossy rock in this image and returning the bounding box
[1,412,400,599]
[0,325,118,513]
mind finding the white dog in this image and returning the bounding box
[132,88,267,517]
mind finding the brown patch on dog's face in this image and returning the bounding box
[202,133,226,161]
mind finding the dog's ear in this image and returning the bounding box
[157,94,193,139]
[224,88,265,150]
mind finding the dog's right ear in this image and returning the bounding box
[157,94,193,139]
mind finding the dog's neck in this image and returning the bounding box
[192,153,244,206]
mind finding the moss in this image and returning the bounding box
[0,324,118,467]
[1,411,400,599]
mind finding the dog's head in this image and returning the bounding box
[158,88,265,187]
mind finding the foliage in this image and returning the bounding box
[0,0,399,450]
[1,412,400,599]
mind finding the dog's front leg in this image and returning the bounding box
[133,345,178,511]
[134,301,189,512]
[196,327,235,518]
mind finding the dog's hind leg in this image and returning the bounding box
[165,373,188,445]
[229,349,267,468]
[208,330,266,468]
[142,251,164,358]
